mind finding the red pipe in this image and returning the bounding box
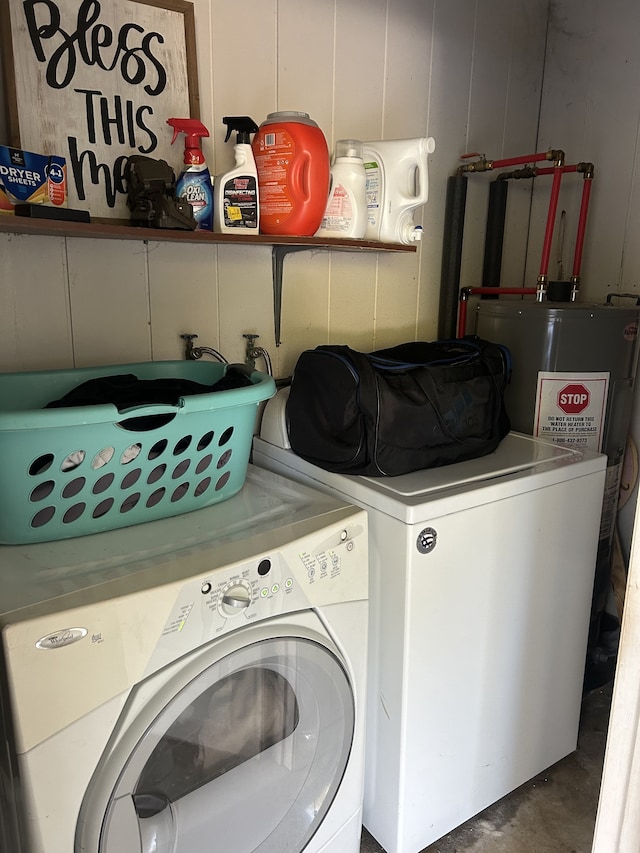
[535,164,578,176]
[491,152,553,169]
[457,286,537,338]
[539,163,564,280]
[500,161,593,284]
[459,151,554,172]
[573,176,593,279]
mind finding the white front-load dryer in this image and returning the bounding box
[0,466,368,853]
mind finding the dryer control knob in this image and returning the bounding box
[220,582,252,616]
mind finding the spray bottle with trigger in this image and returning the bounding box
[214,116,260,233]
[167,118,214,231]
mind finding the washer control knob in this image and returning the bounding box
[220,582,252,616]
[417,527,437,554]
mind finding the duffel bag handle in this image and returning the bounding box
[370,337,482,369]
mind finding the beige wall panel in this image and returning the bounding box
[0,0,552,384]
[461,1,514,292]
[502,1,548,156]
[278,0,335,138]
[209,1,276,176]
[216,244,273,367]
[416,238,440,340]
[499,1,547,288]
[534,0,640,302]
[328,253,378,351]
[381,0,435,341]
[374,251,421,349]
[277,251,331,379]
[66,239,150,367]
[419,0,475,337]
[383,0,433,137]
[333,0,387,142]
[526,0,590,290]
[185,0,215,121]
[0,234,72,372]
[147,242,219,362]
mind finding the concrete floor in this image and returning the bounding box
[360,683,612,853]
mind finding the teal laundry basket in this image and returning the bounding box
[0,360,276,544]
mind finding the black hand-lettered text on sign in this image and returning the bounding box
[1,0,199,220]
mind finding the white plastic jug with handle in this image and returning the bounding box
[362,136,435,244]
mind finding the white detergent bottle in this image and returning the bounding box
[315,139,367,239]
[363,136,436,244]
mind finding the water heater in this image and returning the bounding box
[475,299,640,689]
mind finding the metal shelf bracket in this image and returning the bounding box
[271,245,313,346]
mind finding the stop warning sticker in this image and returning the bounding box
[533,372,609,452]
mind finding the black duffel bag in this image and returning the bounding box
[286,336,511,477]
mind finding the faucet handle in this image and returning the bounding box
[181,333,199,360]
[243,334,260,368]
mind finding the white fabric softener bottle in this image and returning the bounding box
[315,139,367,239]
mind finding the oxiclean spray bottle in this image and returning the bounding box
[167,118,213,231]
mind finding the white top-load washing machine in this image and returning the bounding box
[0,465,368,853]
[253,389,608,853]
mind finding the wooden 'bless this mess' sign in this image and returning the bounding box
[0,0,199,220]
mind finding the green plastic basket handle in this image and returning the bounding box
[116,401,184,432]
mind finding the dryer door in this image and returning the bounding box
[80,629,354,853]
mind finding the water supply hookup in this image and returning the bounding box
[439,145,595,338]
[181,333,228,364]
[244,334,273,376]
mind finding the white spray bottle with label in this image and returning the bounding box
[363,136,436,244]
[214,116,260,233]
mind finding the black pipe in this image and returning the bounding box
[481,178,509,297]
[438,174,468,340]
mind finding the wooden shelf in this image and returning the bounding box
[0,215,417,253]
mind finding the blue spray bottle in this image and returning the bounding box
[167,118,213,231]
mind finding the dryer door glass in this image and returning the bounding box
[97,636,354,853]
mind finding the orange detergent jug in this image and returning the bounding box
[252,111,330,236]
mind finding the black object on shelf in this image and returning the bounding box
[14,204,90,223]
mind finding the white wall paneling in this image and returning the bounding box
[66,239,151,367]
[534,0,640,301]
[375,251,422,350]
[497,0,548,290]
[328,251,379,352]
[0,0,550,374]
[277,0,335,141]
[147,241,219,363]
[278,250,331,379]
[208,0,276,177]
[425,0,476,335]
[0,233,72,371]
[333,0,387,143]
[383,0,434,139]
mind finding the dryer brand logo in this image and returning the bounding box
[35,627,88,650]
